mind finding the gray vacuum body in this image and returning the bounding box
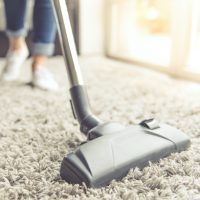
[60,121,190,187]
[51,0,190,188]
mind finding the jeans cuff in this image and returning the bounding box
[32,42,55,56]
[6,29,27,38]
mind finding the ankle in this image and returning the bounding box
[32,55,47,72]
[9,37,26,52]
[32,64,44,72]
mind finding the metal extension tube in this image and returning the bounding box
[52,0,83,87]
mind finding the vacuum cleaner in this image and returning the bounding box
[51,0,190,188]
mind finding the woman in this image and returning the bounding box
[1,0,58,91]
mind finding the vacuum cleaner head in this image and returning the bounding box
[60,119,190,187]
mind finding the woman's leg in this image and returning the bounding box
[2,0,29,81]
[4,0,27,51]
[32,0,57,71]
[32,0,58,90]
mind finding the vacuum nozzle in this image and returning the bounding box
[60,121,190,187]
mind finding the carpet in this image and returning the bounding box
[0,57,200,200]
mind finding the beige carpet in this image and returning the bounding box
[0,57,200,200]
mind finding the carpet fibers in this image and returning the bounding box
[0,57,200,200]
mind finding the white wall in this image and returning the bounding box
[79,0,106,55]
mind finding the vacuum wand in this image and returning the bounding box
[52,0,83,87]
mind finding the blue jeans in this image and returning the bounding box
[4,0,57,56]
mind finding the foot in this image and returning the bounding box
[32,67,59,91]
[1,46,29,81]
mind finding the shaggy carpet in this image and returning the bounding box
[0,57,200,200]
